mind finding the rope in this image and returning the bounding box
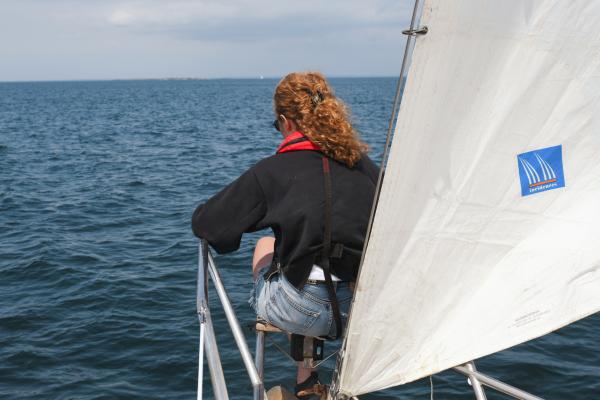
[263,333,340,368]
[430,375,435,400]
[264,334,298,364]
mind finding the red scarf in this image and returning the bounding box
[276,131,321,154]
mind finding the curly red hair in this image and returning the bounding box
[274,72,369,167]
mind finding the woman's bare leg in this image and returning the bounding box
[296,362,315,385]
[252,236,275,280]
[252,236,315,385]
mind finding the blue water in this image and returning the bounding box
[0,78,598,399]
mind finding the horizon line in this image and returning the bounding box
[0,75,399,84]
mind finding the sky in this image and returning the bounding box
[0,0,412,82]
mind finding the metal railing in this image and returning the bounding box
[196,240,267,400]
[453,363,544,400]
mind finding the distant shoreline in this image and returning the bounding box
[0,76,397,84]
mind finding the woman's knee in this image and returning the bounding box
[255,236,275,249]
[253,236,275,275]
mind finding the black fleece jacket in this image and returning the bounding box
[192,150,378,288]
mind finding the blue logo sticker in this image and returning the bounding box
[517,145,565,196]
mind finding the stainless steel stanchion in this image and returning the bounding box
[464,361,487,400]
[197,324,204,400]
[198,240,229,400]
[207,250,267,398]
[453,363,544,400]
[254,331,265,400]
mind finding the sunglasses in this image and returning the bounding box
[272,119,280,132]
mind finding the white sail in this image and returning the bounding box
[337,0,600,396]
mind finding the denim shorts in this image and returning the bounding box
[249,272,353,338]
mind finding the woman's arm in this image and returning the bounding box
[192,168,267,254]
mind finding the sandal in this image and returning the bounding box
[294,372,327,399]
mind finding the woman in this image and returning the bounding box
[192,72,378,397]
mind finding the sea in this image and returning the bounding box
[0,78,598,399]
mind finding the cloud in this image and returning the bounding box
[106,0,412,41]
[0,0,413,81]
[108,1,236,27]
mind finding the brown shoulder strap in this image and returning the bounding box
[321,157,343,340]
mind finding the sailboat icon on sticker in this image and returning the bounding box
[517,145,565,196]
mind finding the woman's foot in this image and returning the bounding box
[294,371,325,399]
